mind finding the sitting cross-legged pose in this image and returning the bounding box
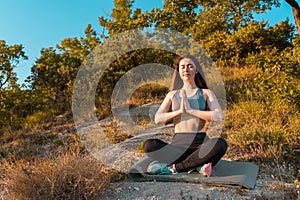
[143,54,227,176]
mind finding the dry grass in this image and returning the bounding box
[225,100,300,159]
[0,127,56,162]
[220,65,300,161]
[2,150,120,200]
[129,83,168,106]
[103,118,130,144]
[219,64,300,185]
[0,115,123,200]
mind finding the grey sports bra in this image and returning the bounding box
[171,88,206,111]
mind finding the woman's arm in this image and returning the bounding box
[184,89,223,121]
[154,91,184,124]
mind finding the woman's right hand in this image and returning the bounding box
[179,90,186,114]
[154,91,183,124]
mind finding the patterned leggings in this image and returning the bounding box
[143,132,227,172]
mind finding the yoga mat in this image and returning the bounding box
[128,157,259,190]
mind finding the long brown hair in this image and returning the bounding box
[170,54,208,90]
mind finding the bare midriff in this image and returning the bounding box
[173,114,206,133]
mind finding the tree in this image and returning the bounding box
[57,24,100,59]
[99,0,151,37]
[285,0,300,35]
[0,40,29,127]
[146,0,281,34]
[29,25,100,113]
[149,0,199,33]
[0,40,27,90]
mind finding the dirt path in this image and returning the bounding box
[101,177,298,200]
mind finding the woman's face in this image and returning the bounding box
[178,58,198,82]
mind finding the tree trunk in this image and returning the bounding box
[285,0,300,35]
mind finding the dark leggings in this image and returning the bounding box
[143,132,227,172]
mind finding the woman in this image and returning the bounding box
[143,54,227,176]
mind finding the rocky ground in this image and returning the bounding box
[94,121,300,200]
[101,178,298,200]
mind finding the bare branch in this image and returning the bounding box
[285,0,300,9]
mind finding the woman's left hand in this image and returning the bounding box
[181,90,192,113]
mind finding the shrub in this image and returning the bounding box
[24,110,56,130]
[221,65,261,103]
[3,151,119,200]
[221,46,300,107]
[225,100,300,161]
[245,47,300,107]
[129,83,168,106]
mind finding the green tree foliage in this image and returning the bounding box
[99,0,151,36]
[149,0,199,33]
[0,40,27,89]
[94,48,176,119]
[29,47,76,112]
[29,25,100,113]
[185,1,294,66]
[0,88,42,128]
[147,0,281,34]
[201,20,294,66]
[97,0,180,118]
[0,41,28,128]
[100,0,293,67]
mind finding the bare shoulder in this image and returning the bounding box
[202,88,212,96]
[156,90,176,112]
[165,90,177,100]
[158,90,176,105]
[202,89,217,101]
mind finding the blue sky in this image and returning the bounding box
[0,0,295,84]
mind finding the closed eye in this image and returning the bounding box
[180,64,194,69]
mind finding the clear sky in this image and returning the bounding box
[0,0,295,84]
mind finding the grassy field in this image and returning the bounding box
[0,65,299,199]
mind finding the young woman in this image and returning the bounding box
[143,54,227,176]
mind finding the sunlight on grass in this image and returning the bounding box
[2,151,121,200]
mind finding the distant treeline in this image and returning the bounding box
[0,0,299,129]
